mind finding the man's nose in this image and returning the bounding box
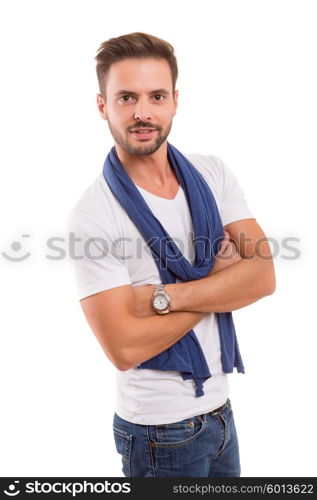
[133,99,152,121]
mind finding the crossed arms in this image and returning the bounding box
[80,218,276,371]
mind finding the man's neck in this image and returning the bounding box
[114,141,175,189]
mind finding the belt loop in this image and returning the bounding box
[198,413,207,424]
[210,401,228,417]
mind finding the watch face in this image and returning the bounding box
[153,294,168,310]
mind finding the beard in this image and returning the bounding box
[106,118,173,156]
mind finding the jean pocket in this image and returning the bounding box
[113,426,133,476]
[152,416,206,448]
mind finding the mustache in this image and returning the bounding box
[128,122,162,131]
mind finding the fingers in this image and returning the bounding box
[221,243,233,257]
[219,231,231,255]
[223,230,230,240]
[218,231,240,259]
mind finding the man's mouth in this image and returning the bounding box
[130,128,157,139]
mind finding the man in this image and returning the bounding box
[67,32,275,477]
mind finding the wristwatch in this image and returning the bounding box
[151,284,171,314]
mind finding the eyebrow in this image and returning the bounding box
[114,88,170,97]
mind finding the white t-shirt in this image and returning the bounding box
[67,152,254,425]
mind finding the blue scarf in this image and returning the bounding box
[102,142,244,396]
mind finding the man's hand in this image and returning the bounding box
[165,218,275,313]
[208,231,242,275]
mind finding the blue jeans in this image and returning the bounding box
[112,398,241,477]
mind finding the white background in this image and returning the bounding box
[0,0,316,477]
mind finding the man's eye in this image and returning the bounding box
[153,95,164,101]
[119,95,134,103]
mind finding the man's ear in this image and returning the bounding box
[96,93,107,120]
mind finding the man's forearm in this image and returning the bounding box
[119,309,207,370]
[165,257,276,313]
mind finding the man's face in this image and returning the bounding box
[97,58,178,156]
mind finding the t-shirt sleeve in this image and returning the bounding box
[217,157,255,226]
[66,208,132,301]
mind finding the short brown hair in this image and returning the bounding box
[95,32,178,96]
